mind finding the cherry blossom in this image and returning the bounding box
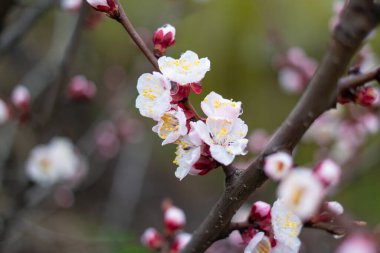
[336,234,377,253]
[271,199,302,253]
[153,107,188,145]
[277,169,324,220]
[264,152,293,181]
[191,117,248,165]
[201,91,242,120]
[173,136,202,180]
[26,138,80,186]
[158,50,210,85]
[136,72,172,121]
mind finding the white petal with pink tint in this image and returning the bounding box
[277,168,325,220]
[271,199,302,252]
[201,91,242,120]
[264,152,293,181]
[136,72,172,121]
[152,107,188,145]
[158,50,210,85]
[313,159,341,188]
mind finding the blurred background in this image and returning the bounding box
[0,0,379,252]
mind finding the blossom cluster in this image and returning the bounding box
[141,203,191,253]
[26,137,84,187]
[231,199,303,253]
[304,105,379,164]
[135,25,248,180]
[264,152,341,220]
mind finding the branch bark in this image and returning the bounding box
[182,1,380,252]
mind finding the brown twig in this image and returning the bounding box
[112,0,159,71]
[181,1,380,252]
[338,67,380,92]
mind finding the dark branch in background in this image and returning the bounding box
[112,0,159,71]
[0,0,55,57]
[37,5,88,124]
[0,0,14,33]
[182,1,380,252]
[0,6,86,252]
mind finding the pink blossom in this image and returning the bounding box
[313,159,341,188]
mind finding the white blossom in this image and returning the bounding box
[152,107,188,145]
[271,199,302,253]
[277,169,324,220]
[26,138,79,186]
[158,50,210,85]
[264,152,293,181]
[136,72,172,121]
[201,91,242,120]
[191,117,248,165]
[173,135,202,180]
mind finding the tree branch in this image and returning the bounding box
[112,0,159,71]
[0,0,55,57]
[182,1,380,252]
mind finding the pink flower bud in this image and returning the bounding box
[141,228,163,250]
[325,201,344,217]
[11,85,30,113]
[67,75,97,101]
[336,233,377,253]
[164,206,186,231]
[250,201,271,221]
[153,24,176,56]
[356,86,379,107]
[313,159,341,188]
[86,0,118,16]
[170,233,191,253]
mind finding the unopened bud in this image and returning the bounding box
[170,233,191,253]
[249,201,271,221]
[164,206,186,232]
[325,201,344,217]
[86,0,118,16]
[356,86,379,107]
[141,228,163,250]
[153,24,176,57]
[11,85,30,113]
[313,159,341,188]
[67,75,97,101]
